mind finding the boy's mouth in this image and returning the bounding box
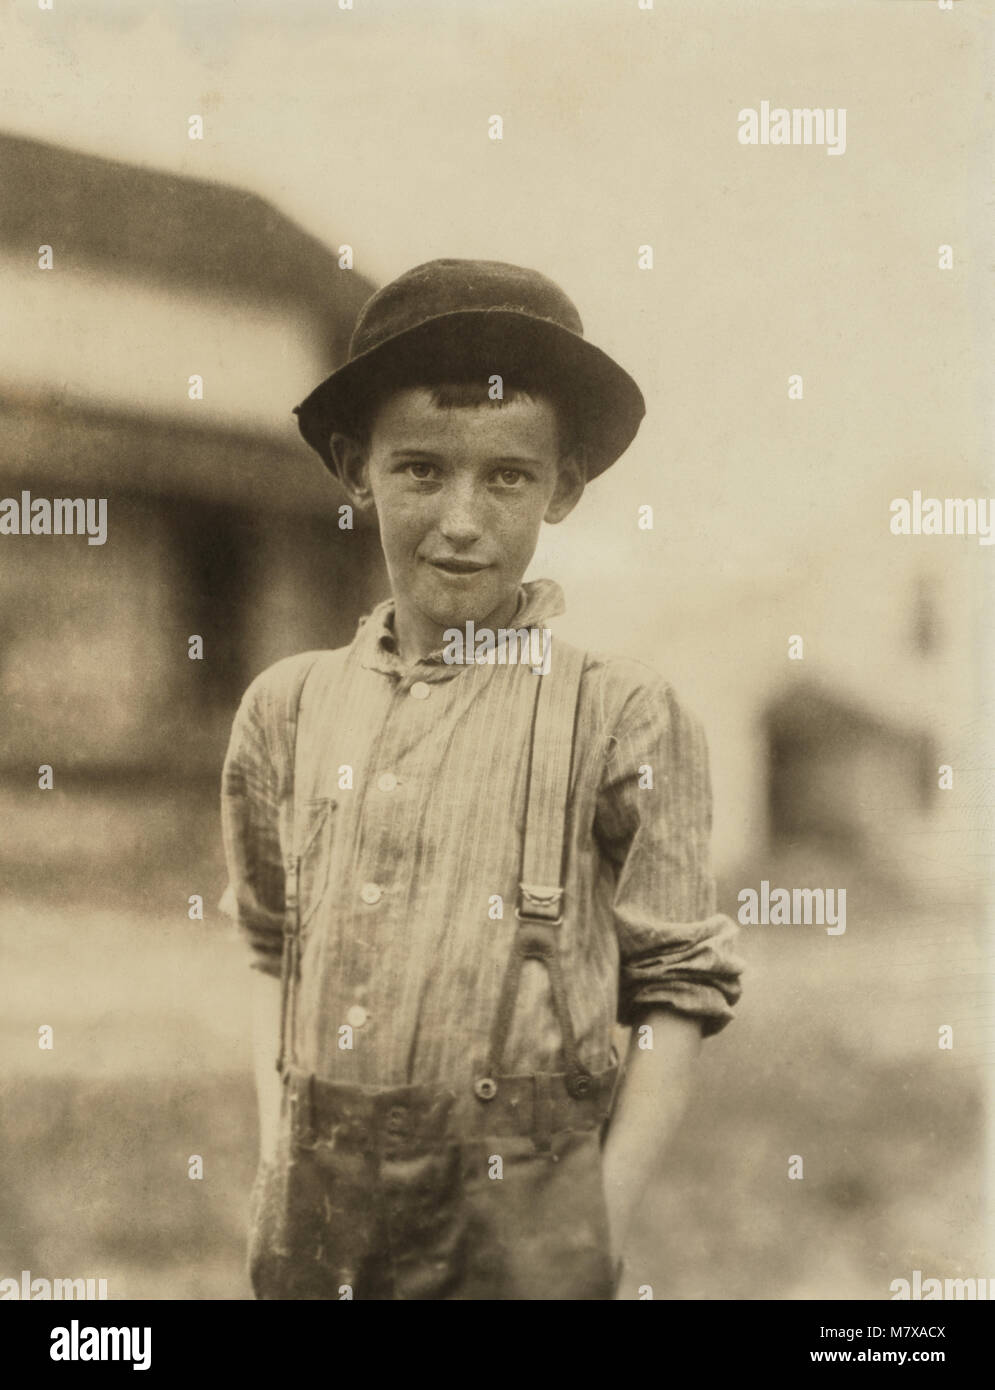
[425,557,491,577]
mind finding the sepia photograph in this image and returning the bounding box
[1,0,991,1338]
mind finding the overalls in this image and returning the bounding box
[247,642,619,1300]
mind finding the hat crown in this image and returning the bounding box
[349,258,585,359]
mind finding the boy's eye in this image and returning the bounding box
[494,467,526,486]
[405,461,437,480]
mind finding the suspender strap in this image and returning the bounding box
[276,653,324,1079]
[519,641,585,925]
[477,643,590,1103]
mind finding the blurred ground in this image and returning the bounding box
[623,860,990,1300]
[0,789,989,1300]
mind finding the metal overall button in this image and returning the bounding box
[474,1077,498,1101]
[386,1104,408,1134]
[565,1070,593,1100]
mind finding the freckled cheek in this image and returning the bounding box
[378,504,432,560]
[498,509,542,562]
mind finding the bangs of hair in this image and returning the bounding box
[338,363,584,464]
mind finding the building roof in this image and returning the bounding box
[764,680,927,747]
[0,132,375,360]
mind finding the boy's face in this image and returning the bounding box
[334,386,583,648]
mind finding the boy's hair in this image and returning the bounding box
[334,361,587,470]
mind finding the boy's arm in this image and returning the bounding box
[220,659,307,1165]
[251,970,285,1165]
[593,677,744,1277]
[600,1006,703,1268]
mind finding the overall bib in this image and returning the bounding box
[248,644,619,1300]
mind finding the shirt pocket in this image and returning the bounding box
[295,797,337,932]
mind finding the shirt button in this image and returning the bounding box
[360,882,382,905]
[377,772,398,792]
[409,681,431,700]
[346,1004,368,1029]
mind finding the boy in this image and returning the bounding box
[220,258,742,1300]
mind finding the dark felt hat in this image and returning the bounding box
[293,258,645,481]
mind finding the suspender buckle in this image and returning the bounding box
[516,883,564,927]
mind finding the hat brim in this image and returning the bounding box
[293,309,645,482]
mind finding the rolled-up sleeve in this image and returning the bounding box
[594,678,743,1036]
[219,673,291,978]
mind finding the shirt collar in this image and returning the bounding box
[355,578,566,677]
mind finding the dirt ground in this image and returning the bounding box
[1,792,988,1300]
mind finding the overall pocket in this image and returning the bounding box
[248,1114,377,1299]
[459,1126,616,1300]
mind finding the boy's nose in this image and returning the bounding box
[437,487,484,546]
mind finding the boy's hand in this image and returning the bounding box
[600,1008,703,1280]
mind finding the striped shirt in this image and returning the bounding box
[220,578,742,1092]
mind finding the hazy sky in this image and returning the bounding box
[4,0,990,632]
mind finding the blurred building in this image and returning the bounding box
[765,682,937,868]
[0,133,385,785]
[647,546,985,904]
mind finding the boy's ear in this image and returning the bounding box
[329,432,375,510]
[544,453,585,524]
